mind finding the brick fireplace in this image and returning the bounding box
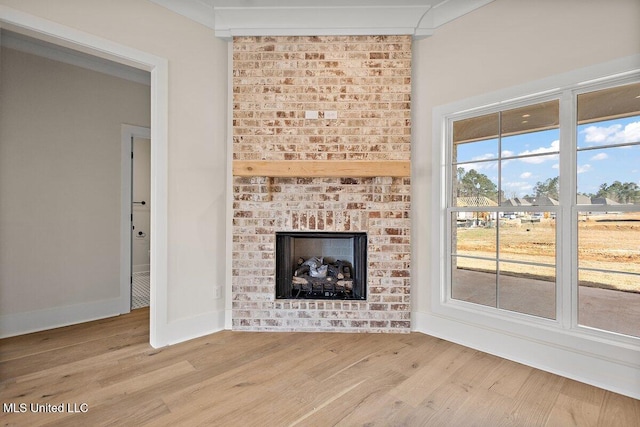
[232,35,411,333]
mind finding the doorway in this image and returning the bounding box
[2,9,168,347]
[121,125,151,312]
[131,134,151,309]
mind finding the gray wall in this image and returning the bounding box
[0,46,150,335]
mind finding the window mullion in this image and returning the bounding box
[559,89,576,330]
[496,111,502,310]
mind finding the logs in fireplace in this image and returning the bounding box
[292,256,354,298]
[276,232,367,300]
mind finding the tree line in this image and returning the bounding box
[457,169,640,204]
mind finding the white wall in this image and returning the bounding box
[0,0,229,344]
[0,46,150,335]
[413,0,640,313]
[412,0,640,397]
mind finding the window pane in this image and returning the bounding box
[501,129,560,160]
[578,271,640,338]
[452,212,497,256]
[577,82,640,130]
[576,82,640,338]
[577,116,640,150]
[451,212,497,307]
[454,139,498,164]
[500,100,560,207]
[578,211,640,279]
[453,112,499,144]
[452,256,496,307]
[578,211,640,338]
[501,100,559,137]
[498,262,556,319]
[453,164,499,206]
[501,155,559,204]
[576,145,640,205]
[499,212,555,264]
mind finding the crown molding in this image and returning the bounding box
[150,0,494,40]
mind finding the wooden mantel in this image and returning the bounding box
[233,160,410,178]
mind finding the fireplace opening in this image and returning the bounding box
[276,232,367,300]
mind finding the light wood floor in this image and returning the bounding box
[1,308,638,426]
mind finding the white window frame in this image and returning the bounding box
[446,93,563,326]
[431,58,640,354]
[571,77,640,340]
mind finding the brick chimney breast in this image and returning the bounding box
[232,36,411,332]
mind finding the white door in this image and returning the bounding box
[132,137,151,272]
[131,136,151,309]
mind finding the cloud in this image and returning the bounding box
[552,163,559,169]
[581,121,640,146]
[577,164,592,174]
[458,159,499,173]
[520,154,559,164]
[502,181,533,193]
[590,152,608,161]
[472,153,496,161]
[520,139,559,155]
[583,124,621,143]
[518,140,560,163]
[501,150,515,157]
[457,152,499,172]
[519,172,532,179]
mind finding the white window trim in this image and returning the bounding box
[430,55,640,398]
[445,92,563,328]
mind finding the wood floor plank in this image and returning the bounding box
[1,309,637,426]
[545,393,601,427]
[0,324,148,380]
[387,341,475,407]
[96,330,286,388]
[478,357,534,399]
[597,392,640,426]
[558,377,606,407]
[289,371,406,426]
[0,308,149,363]
[507,369,566,426]
[544,378,606,427]
[388,350,505,426]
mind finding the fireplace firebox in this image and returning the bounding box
[276,232,367,300]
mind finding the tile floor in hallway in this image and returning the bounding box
[132,271,149,309]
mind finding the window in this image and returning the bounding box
[445,79,640,339]
[576,82,640,337]
[450,100,559,319]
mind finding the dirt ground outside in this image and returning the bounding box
[454,212,640,293]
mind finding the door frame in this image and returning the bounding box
[121,125,151,313]
[1,6,170,347]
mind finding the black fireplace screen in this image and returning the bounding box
[276,232,367,300]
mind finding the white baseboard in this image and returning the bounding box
[224,308,233,330]
[0,298,124,338]
[160,309,226,347]
[412,310,640,400]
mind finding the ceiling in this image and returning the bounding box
[149,0,495,39]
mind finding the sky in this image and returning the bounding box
[455,115,640,201]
